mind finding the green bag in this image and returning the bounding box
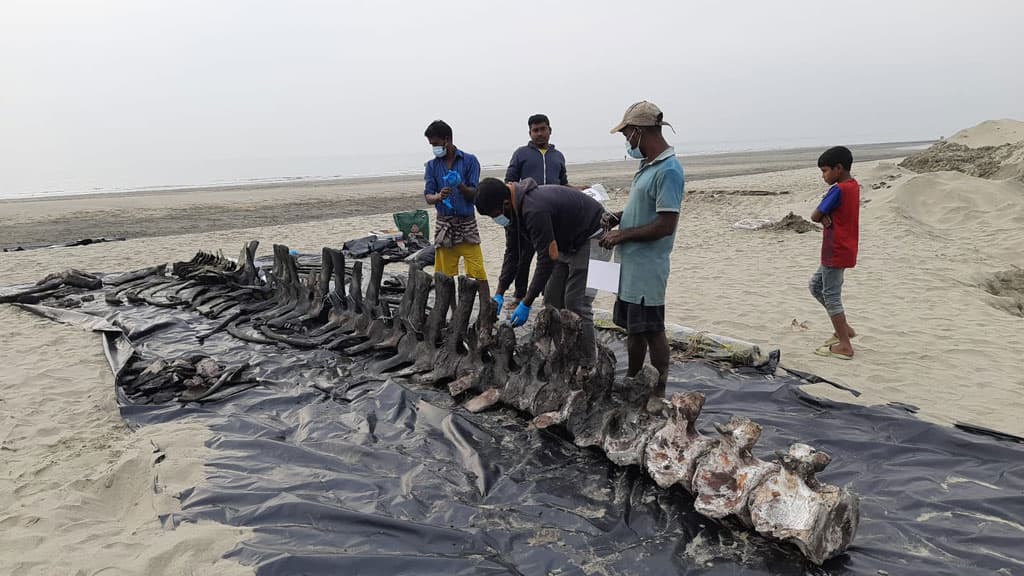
[392,210,430,241]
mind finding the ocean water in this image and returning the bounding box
[1,136,856,201]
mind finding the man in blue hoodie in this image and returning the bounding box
[502,114,569,310]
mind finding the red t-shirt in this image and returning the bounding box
[818,179,860,268]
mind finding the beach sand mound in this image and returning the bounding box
[871,170,1024,273]
[766,212,819,233]
[878,171,1024,231]
[982,268,1024,317]
[948,119,1024,148]
[900,119,1024,183]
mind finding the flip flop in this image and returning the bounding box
[823,334,857,347]
[814,344,853,360]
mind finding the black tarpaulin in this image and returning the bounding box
[12,289,1024,576]
[2,236,127,252]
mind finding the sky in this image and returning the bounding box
[2,0,1023,195]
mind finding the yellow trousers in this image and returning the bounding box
[434,243,488,280]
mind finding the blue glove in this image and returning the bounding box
[509,301,531,327]
[492,294,504,317]
[442,170,462,189]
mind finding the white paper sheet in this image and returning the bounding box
[587,259,620,294]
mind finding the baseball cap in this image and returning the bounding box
[609,101,672,133]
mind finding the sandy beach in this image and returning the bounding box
[2,133,1023,574]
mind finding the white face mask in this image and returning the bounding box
[492,214,511,227]
[432,145,446,158]
[626,129,645,159]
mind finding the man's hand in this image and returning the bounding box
[821,214,833,228]
[601,212,620,231]
[438,187,452,199]
[599,230,626,249]
[442,170,462,189]
[509,302,531,327]
[492,294,504,318]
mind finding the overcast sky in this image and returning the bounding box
[2,0,1023,194]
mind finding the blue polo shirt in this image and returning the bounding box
[424,149,481,218]
[618,147,685,306]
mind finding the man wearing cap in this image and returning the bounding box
[475,176,605,368]
[599,101,685,409]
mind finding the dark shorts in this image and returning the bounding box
[613,298,666,335]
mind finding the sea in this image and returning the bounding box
[1,136,911,201]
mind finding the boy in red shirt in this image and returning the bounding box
[810,146,859,360]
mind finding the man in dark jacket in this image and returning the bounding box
[502,114,570,311]
[505,114,568,187]
[475,176,603,367]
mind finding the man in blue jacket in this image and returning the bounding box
[475,176,603,368]
[502,114,569,311]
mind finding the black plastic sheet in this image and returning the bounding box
[2,236,126,252]
[338,235,431,262]
[14,290,1024,575]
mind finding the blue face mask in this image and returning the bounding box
[492,214,511,227]
[626,129,645,159]
[432,145,446,158]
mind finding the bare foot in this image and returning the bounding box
[831,327,857,339]
[830,343,854,357]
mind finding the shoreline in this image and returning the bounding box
[1,141,930,248]
[0,140,932,205]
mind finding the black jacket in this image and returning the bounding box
[497,178,604,302]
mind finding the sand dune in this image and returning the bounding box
[902,118,1024,183]
[948,118,1024,148]
[876,170,1024,263]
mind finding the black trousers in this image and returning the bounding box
[507,226,535,299]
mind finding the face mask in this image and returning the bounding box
[432,145,446,158]
[492,214,511,227]
[626,129,645,159]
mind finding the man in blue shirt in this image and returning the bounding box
[423,120,490,308]
[503,114,570,310]
[600,101,685,412]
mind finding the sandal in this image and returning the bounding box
[814,344,853,360]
